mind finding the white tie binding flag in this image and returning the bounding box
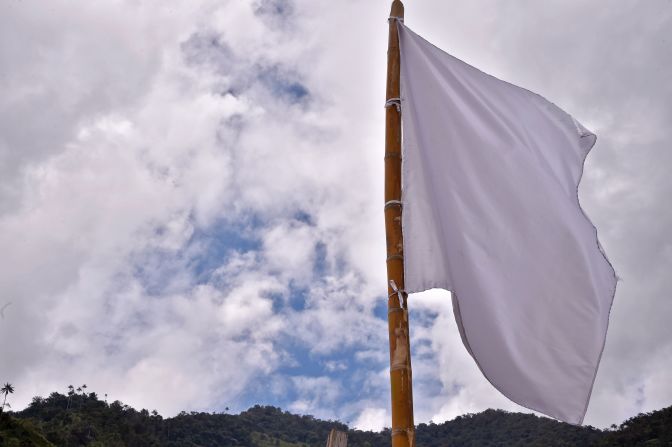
[398,23,617,425]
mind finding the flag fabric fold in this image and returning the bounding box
[398,23,617,424]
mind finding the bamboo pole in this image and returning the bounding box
[325,429,348,447]
[384,1,414,447]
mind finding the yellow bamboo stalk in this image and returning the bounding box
[384,1,414,446]
[325,429,348,447]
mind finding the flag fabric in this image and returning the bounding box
[397,23,617,425]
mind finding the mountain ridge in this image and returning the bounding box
[1,390,670,446]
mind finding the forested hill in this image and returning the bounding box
[1,391,671,446]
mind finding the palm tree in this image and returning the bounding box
[1,383,14,413]
[67,385,75,410]
[78,384,87,409]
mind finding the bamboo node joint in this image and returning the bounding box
[384,200,403,211]
[390,364,411,372]
[385,97,402,113]
[391,428,412,437]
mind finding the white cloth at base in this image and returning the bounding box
[398,23,617,425]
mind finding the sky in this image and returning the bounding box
[1,0,671,432]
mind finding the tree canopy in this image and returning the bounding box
[1,388,671,446]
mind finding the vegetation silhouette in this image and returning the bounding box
[1,383,14,414]
[0,385,670,446]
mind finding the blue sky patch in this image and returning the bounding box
[259,65,310,104]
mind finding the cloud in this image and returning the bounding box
[289,375,341,416]
[0,0,670,433]
[353,407,389,431]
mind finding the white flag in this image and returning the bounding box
[398,23,617,424]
